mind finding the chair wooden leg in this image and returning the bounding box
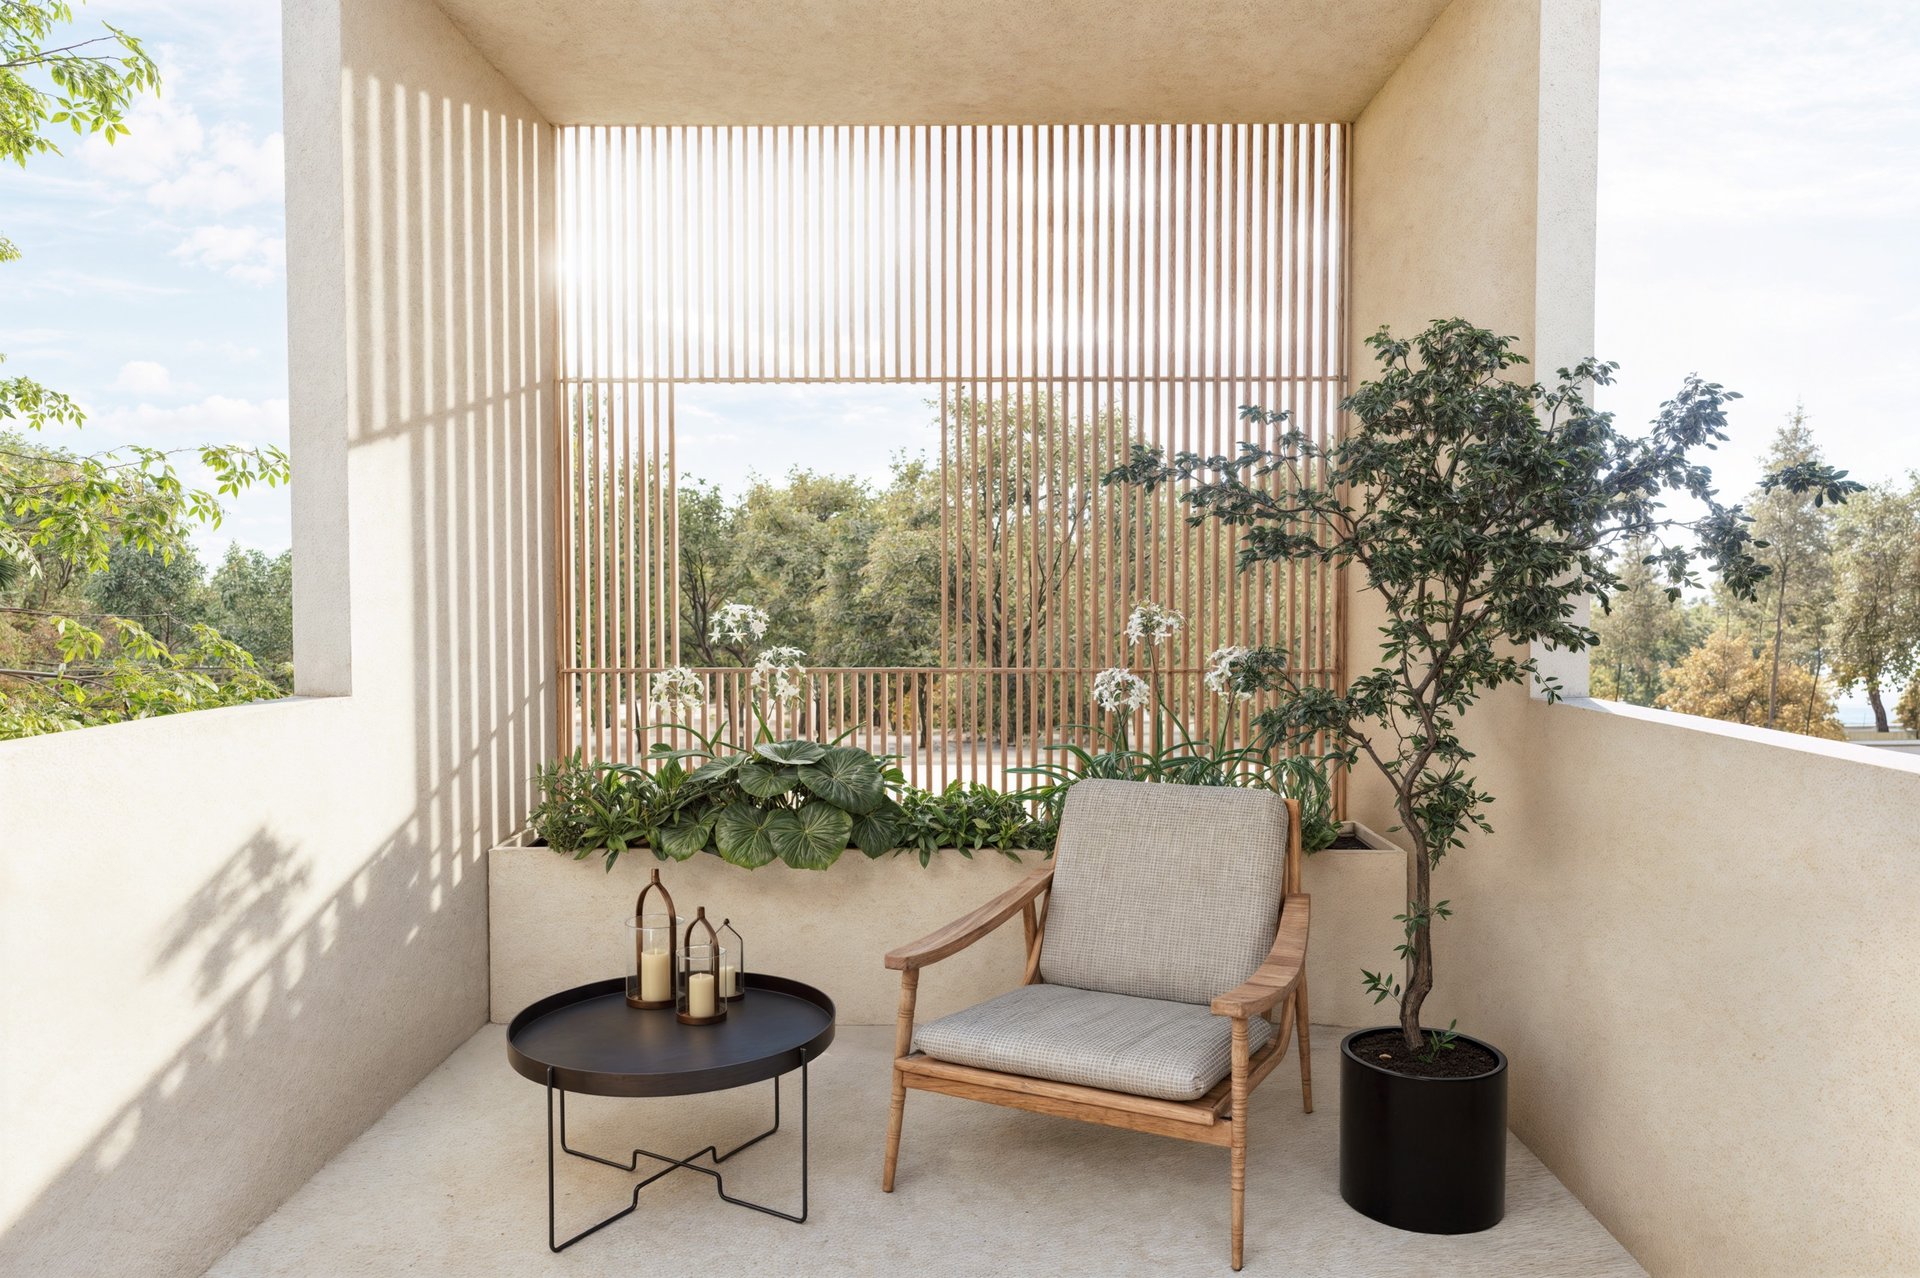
[1230,1017,1250,1271]
[1294,973,1313,1114]
[882,969,919,1192]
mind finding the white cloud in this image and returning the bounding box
[171,224,285,285]
[112,361,176,395]
[82,94,283,215]
[12,270,189,300]
[146,126,284,214]
[187,338,263,362]
[81,94,206,184]
[90,395,288,444]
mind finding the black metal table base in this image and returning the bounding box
[544,1050,809,1252]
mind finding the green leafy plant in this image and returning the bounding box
[888,782,1056,866]
[1,8,289,738]
[529,753,595,856]
[1413,1020,1460,1065]
[0,616,282,739]
[531,746,1059,870]
[1268,753,1341,854]
[1107,317,1859,1051]
[1014,608,1344,851]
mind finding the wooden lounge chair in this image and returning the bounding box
[881,778,1312,1270]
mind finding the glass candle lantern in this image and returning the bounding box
[676,907,728,1026]
[625,869,678,1010]
[718,918,745,1001]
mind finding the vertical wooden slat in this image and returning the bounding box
[553,125,1345,800]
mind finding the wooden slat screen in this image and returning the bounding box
[555,124,1348,790]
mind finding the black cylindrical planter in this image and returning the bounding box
[1339,1027,1508,1234]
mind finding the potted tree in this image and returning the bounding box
[1108,318,1856,1234]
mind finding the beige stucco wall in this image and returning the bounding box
[1347,2,1920,1273]
[1442,701,1920,1276]
[0,1,555,1274]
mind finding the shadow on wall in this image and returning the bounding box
[0,66,553,1278]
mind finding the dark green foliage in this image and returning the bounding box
[529,753,595,856]
[887,783,1056,866]
[530,745,1057,870]
[1106,318,1858,1050]
[206,545,293,669]
[1010,727,1341,853]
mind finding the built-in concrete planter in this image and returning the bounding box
[490,834,1039,1026]
[1301,820,1410,1029]
[1336,820,1400,851]
[492,818,1413,1029]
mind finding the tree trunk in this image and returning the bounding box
[1766,559,1790,727]
[1398,811,1434,1053]
[1869,683,1889,733]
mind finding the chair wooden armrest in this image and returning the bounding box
[1210,894,1309,1019]
[884,865,1054,971]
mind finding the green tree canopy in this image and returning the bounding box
[1716,406,1838,727]
[1828,476,1920,732]
[1107,318,1858,1052]
[0,4,290,737]
[1590,535,1703,705]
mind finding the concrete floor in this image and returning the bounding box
[209,1025,1645,1277]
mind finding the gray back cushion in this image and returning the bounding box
[1041,779,1289,1006]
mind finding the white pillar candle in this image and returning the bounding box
[718,963,739,999]
[640,947,672,1002]
[687,971,717,1018]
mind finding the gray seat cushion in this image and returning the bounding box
[914,984,1273,1101]
[1041,778,1288,1006]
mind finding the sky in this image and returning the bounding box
[4,0,1918,556]
[2,0,286,560]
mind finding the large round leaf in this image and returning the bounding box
[768,801,853,870]
[736,758,800,800]
[656,814,715,861]
[756,740,827,766]
[687,754,744,787]
[849,807,901,859]
[797,746,885,815]
[713,802,780,868]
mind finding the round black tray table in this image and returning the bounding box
[507,973,835,1251]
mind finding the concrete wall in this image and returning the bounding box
[490,842,1038,1028]
[1446,701,1920,1276]
[0,1,555,1273]
[1347,3,1920,1273]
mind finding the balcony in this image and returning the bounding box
[4,1,1918,1277]
[207,1025,1643,1276]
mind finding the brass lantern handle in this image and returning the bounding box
[635,869,677,983]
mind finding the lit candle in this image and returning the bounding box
[640,947,671,1002]
[688,971,717,1018]
[719,963,739,999]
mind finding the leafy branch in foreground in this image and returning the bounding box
[0,5,292,738]
[0,615,281,739]
[1106,318,1859,1051]
[1,2,159,168]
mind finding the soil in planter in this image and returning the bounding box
[1350,1028,1500,1080]
[1326,833,1371,850]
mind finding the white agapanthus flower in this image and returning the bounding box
[709,602,771,647]
[1204,646,1255,701]
[1125,602,1185,648]
[751,645,808,704]
[1091,666,1151,715]
[649,666,705,716]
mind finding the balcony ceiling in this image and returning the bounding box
[432,0,1454,124]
